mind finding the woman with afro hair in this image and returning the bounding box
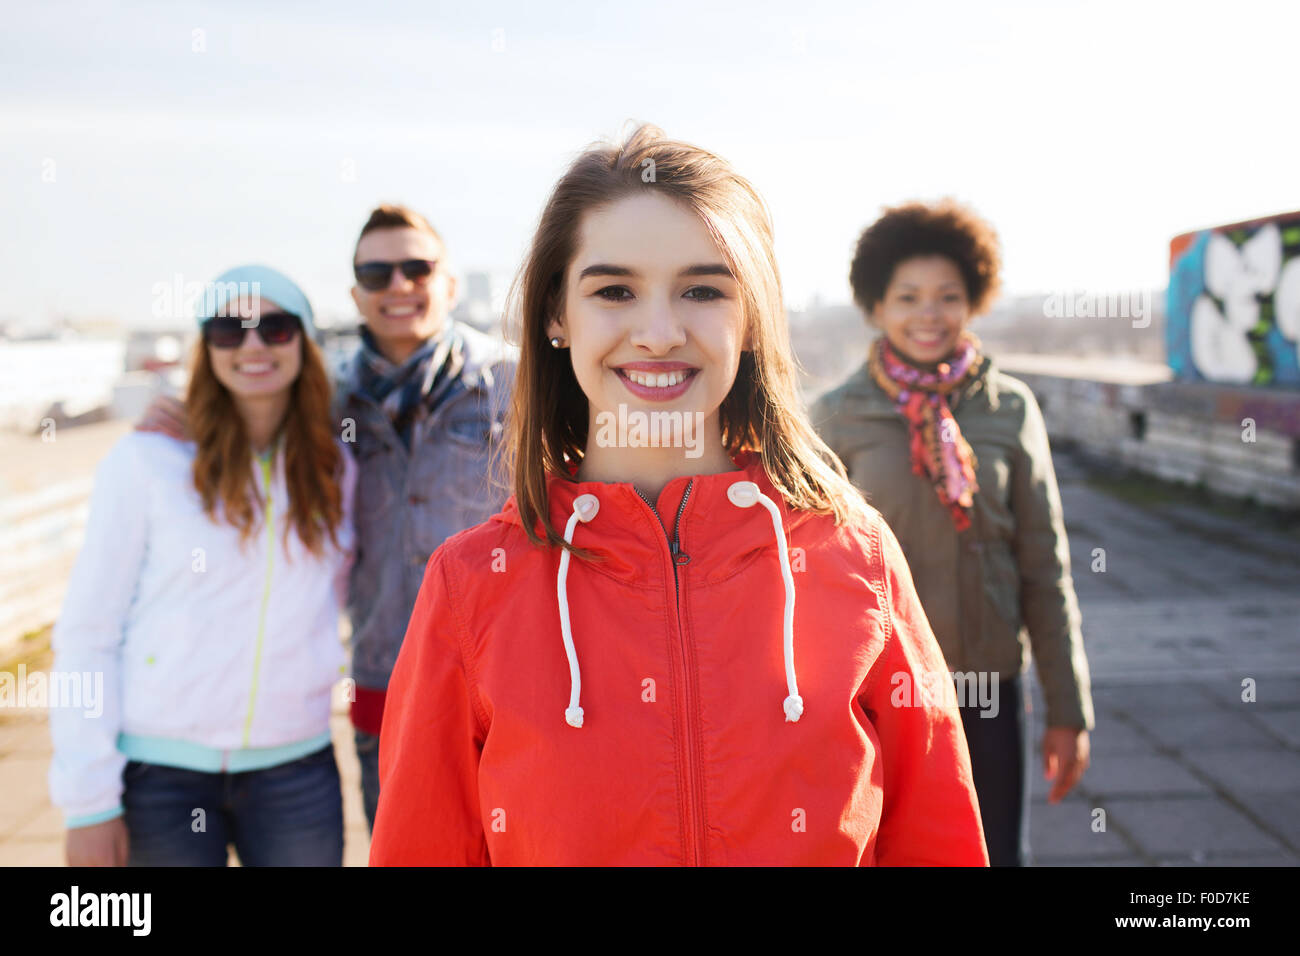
[811,199,1094,866]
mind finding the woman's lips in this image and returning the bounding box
[907,331,949,348]
[615,367,700,402]
[233,361,277,377]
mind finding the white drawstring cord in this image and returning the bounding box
[557,493,600,727]
[727,481,803,722]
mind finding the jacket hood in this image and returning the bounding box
[493,449,818,728]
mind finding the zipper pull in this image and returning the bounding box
[671,540,691,565]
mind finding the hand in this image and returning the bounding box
[136,394,187,441]
[1042,726,1090,803]
[65,816,129,867]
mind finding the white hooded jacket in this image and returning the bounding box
[47,431,356,826]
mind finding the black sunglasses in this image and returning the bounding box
[202,312,302,349]
[354,258,438,291]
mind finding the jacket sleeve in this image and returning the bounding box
[860,519,989,866]
[368,549,490,866]
[47,437,148,827]
[1009,391,1095,731]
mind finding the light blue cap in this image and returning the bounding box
[194,264,317,340]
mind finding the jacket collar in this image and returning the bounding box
[495,450,814,587]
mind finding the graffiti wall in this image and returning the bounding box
[1167,211,1300,387]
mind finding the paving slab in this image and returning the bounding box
[1156,850,1300,866]
[1180,749,1300,794]
[1105,797,1283,858]
[1140,711,1285,751]
[1087,682,1223,715]
[1078,753,1212,798]
[1245,709,1300,748]
[1084,717,1162,756]
[1226,791,1300,850]
[1030,797,1134,859]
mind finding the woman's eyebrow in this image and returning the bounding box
[576,263,734,280]
[577,264,636,279]
[895,280,964,290]
[680,264,734,278]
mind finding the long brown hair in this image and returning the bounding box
[186,334,343,558]
[503,122,866,552]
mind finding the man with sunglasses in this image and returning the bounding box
[340,205,514,834]
[138,205,516,838]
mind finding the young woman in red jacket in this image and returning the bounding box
[368,124,989,866]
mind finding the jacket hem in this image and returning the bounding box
[117,730,333,774]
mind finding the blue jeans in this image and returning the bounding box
[122,744,343,866]
[957,673,1030,867]
[354,728,381,834]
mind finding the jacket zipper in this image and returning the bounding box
[240,451,277,752]
[634,480,705,865]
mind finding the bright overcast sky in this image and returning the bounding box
[3,0,1297,326]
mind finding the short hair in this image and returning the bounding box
[849,199,1002,316]
[354,204,442,260]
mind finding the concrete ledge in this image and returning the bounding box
[999,359,1300,509]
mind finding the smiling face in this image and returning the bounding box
[547,192,748,469]
[350,226,457,363]
[206,296,302,399]
[869,255,972,366]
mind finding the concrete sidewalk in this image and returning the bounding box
[2,448,1297,866]
[1025,452,1300,865]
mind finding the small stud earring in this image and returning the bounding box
[550,336,564,349]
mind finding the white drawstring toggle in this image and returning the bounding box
[727,481,803,723]
[558,494,600,728]
[573,493,600,522]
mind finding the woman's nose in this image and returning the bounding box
[630,294,687,352]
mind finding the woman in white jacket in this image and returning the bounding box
[49,265,356,866]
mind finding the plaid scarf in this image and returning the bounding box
[356,323,465,448]
[867,332,985,532]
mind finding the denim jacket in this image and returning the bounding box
[334,322,517,690]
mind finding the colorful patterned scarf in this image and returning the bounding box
[867,333,985,531]
[357,323,465,449]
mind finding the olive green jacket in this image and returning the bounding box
[810,355,1094,730]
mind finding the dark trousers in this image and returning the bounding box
[355,728,381,833]
[122,744,343,866]
[957,673,1030,866]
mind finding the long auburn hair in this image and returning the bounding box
[503,122,866,552]
[186,333,343,558]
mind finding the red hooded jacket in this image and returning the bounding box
[369,451,988,866]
